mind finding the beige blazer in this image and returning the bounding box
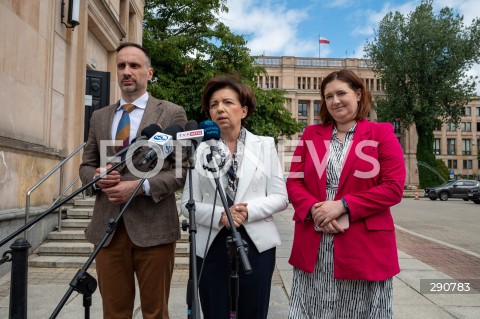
[79,95,188,247]
[181,130,288,257]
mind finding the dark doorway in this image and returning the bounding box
[84,70,110,142]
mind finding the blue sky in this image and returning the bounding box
[220,0,480,93]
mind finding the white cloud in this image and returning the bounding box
[322,0,356,9]
[351,1,418,37]
[221,0,316,57]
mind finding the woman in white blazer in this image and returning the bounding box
[181,75,288,319]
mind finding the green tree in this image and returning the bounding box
[364,0,480,188]
[143,0,303,139]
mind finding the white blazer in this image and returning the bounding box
[181,130,288,258]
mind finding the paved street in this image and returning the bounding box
[0,198,479,318]
[391,198,480,255]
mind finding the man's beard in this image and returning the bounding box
[121,84,137,92]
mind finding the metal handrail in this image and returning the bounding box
[24,142,86,238]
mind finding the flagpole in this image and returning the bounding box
[318,34,321,58]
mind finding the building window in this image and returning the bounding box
[463,160,473,169]
[476,107,480,117]
[447,159,458,169]
[433,138,441,155]
[263,76,279,89]
[462,139,471,155]
[298,102,308,117]
[446,122,456,132]
[314,102,320,116]
[447,138,456,155]
[461,122,472,132]
[254,58,280,65]
[465,106,471,116]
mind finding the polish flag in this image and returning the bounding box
[319,37,330,44]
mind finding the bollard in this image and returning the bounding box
[9,238,30,319]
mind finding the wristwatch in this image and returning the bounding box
[341,198,350,215]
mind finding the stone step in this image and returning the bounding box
[175,242,189,257]
[67,208,93,219]
[28,255,96,268]
[73,197,96,207]
[28,255,190,270]
[47,230,87,241]
[35,242,94,256]
[179,231,189,242]
[174,257,189,270]
[35,240,188,257]
[61,219,91,229]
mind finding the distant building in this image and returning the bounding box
[254,56,480,185]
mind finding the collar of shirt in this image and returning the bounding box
[332,123,357,138]
[117,92,149,111]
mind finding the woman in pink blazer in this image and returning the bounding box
[287,69,406,319]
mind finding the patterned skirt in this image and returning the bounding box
[288,233,393,319]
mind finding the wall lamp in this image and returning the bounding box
[61,0,80,30]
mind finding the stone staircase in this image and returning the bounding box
[28,196,190,270]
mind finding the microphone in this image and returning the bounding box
[135,123,163,142]
[199,120,220,141]
[198,120,229,171]
[176,120,204,145]
[109,123,162,160]
[177,120,204,166]
[138,124,184,165]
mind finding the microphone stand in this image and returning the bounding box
[49,159,158,319]
[203,155,252,319]
[181,140,201,319]
[0,148,141,248]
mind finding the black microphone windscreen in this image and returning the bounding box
[185,119,198,131]
[141,123,162,138]
[163,124,184,140]
[199,120,220,141]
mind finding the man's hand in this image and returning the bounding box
[95,164,121,189]
[102,180,144,204]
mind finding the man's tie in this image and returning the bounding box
[115,103,136,154]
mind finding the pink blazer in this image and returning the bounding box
[287,119,406,280]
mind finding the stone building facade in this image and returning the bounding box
[0,0,145,264]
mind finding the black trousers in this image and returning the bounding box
[196,226,276,319]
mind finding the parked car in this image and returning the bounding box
[467,187,480,204]
[424,180,480,201]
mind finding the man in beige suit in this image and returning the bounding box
[79,42,187,319]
